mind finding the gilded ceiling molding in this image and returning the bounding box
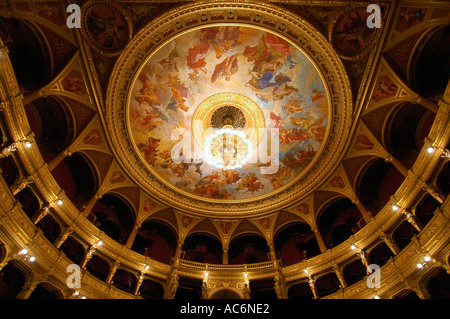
[105,0,354,217]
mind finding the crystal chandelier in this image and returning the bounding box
[204,126,252,170]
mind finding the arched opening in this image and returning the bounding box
[28,283,62,299]
[228,234,269,264]
[15,188,40,219]
[173,276,202,299]
[392,289,420,299]
[0,19,51,90]
[427,267,450,299]
[274,222,320,266]
[317,198,364,249]
[0,156,19,187]
[385,102,435,165]
[131,219,177,264]
[139,279,164,299]
[112,268,137,294]
[250,278,277,299]
[36,214,61,243]
[0,261,26,299]
[210,289,241,299]
[415,194,441,227]
[182,233,222,264]
[50,152,97,210]
[288,282,314,299]
[410,25,450,98]
[368,242,394,268]
[90,194,135,245]
[315,272,341,298]
[393,220,419,250]
[59,236,85,265]
[357,158,405,214]
[343,259,367,286]
[25,96,74,155]
[436,162,450,195]
[85,254,110,282]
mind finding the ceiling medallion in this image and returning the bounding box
[81,0,132,56]
[106,1,353,217]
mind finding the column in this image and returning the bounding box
[15,280,39,299]
[422,183,444,204]
[173,241,184,265]
[22,88,47,106]
[311,226,327,253]
[353,199,373,223]
[32,205,50,224]
[54,227,72,248]
[274,272,287,299]
[134,273,144,296]
[83,193,102,218]
[414,95,438,113]
[0,142,18,158]
[81,246,96,269]
[385,154,409,177]
[165,271,180,299]
[268,242,277,262]
[126,223,141,249]
[11,175,34,195]
[333,264,347,289]
[380,232,400,255]
[47,149,72,171]
[222,249,229,265]
[404,211,422,232]
[308,276,319,299]
[106,260,120,284]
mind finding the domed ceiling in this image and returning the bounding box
[128,26,328,201]
[106,2,353,217]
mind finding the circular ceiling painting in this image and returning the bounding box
[128,26,329,200]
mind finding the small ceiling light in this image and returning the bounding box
[57,199,63,206]
[244,273,248,278]
[392,205,399,211]
[81,296,86,299]
[374,295,380,299]
[351,244,357,250]
[29,256,36,262]
[96,240,103,246]
[424,256,431,262]
[145,265,150,270]
[427,146,435,154]
[417,263,423,269]
[74,291,80,296]
[20,248,28,255]
[204,272,209,278]
[304,269,309,274]
[24,141,32,148]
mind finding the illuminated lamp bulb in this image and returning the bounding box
[351,244,357,250]
[374,296,380,299]
[145,265,150,270]
[96,241,103,246]
[74,291,80,296]
[57,199,63,206]
[392,205,399,211]
[20,248,28,255]
[424,256,431,262]
[29,256,36,262]
[304,269,309,274]
[24,141,32,148]
[417,263,423,269]
[427,146,435,154]
[81,296,86,299]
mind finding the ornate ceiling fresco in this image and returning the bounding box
[129,25,328,200]
[106,2,352,216]
[0,0,448,301]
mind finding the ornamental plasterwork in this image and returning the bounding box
[105,1,353,218]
